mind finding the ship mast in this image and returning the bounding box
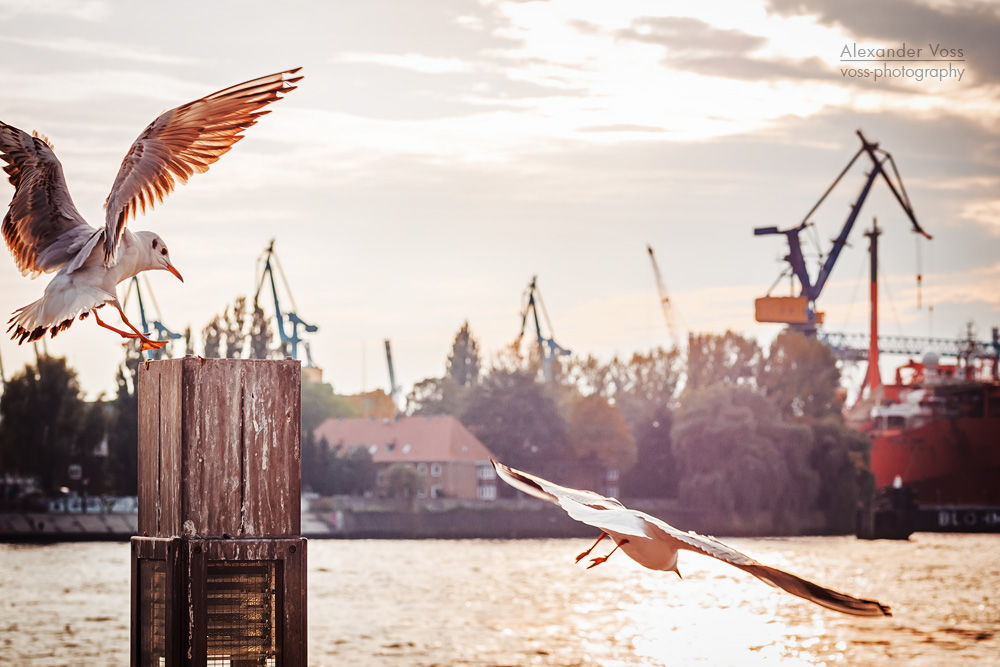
[862,219,882,398]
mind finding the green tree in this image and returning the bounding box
[672,385,818,533]
[301,429,327,494]
[562,354,614,397]
[223,297,248,358]
[203,315,222,358]
[248,303,273,359]
[610,347,682,422]
[686,331,762,390]
[565,394,637,471]
[406,376,473,416]
[384,463,423,499]
[184,326,195,356]
[446,321,481,387]
[0,356,106,494]
[301,380,356,437]
[406,322,482,415]
[460,368,568,470]
[621,405,678,498]
[201,296,272,359]
[106,344,142,496]
[809,417,875,533]
[331,445,377,496]
[758,331,843,419]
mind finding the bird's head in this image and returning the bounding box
[137,231,183,282]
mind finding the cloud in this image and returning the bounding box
[960,199,1000,235]
[674,54,832,81]
[616,16,767,54]
[767,0,1000,85]
[335,52,476,74]
[0,36,197,65]
[0,0,109,22]
[602,15,838,83]
[577,124,670,134]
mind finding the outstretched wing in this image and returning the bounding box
[491,459,625,510]
[0,122,100,277]
[103,67,303,266]
[643,515,892,617]
[493,460,891,618]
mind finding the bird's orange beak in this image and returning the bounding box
[166,262,184,282]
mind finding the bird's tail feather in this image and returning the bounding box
[8,285,112,344]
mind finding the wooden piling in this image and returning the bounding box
[131,357,306,666]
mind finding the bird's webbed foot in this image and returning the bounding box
[140,338,168,351]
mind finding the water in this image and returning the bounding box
[1,534,997,665]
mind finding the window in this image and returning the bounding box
[430,463,442,478]
[605,485,619,498]
[430,485,441,499]
[477,465,496,480]
[368,444,378,455]
[477,485,497,500]
[606,468,620,482]
[386,443,396,453]
[417,463,428,475]
[401,443,412,454]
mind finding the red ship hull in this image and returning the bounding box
[871,415,1000,506]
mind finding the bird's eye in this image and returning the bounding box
[160,248,167,256]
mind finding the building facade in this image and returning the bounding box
[313,415,497,500]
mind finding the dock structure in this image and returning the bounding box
[131,357,306,666]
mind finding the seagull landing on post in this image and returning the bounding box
[1,68,302,350]
[492,459,892,618]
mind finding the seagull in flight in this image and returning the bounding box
[1,68,302,350]
[492,460,891,617]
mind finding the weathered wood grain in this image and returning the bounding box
[137,357,301,538]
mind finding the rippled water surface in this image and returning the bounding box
[1,534,998,665]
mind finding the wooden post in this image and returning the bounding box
[131,357,306,666]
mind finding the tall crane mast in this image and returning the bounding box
[646,244,680,349]
[516,276,570,382]
[754,130,931,335]
[123,275,182,360]
[385,339,402,413]
[254,239,318,365]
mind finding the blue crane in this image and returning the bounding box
[123,275,182,359]
[517,276,570,382]
[254,239,318,364]
[754,130,932,335]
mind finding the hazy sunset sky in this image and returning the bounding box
[1,0,997,399]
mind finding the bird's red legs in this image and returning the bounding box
[586,538,630,569]
[113,304,167,351]
[93,308,166,351]
[576,532,609,563]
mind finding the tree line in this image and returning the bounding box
[404,324,873,534]
[0,298,874,534]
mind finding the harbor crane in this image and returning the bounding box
[646,244,681,348]
[517,276,570,382]
[254,239,318,365]
[123,275,183,360]
[754,130,932,335]
[385,339,402,413]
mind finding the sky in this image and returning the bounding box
[0,0,998,401]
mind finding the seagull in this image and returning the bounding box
[492,459,891,617]
[1,68,302,350]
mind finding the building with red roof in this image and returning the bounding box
[313,415,498,500]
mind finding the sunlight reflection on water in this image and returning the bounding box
[1,534,998,665]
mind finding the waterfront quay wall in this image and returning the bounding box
[1,499,715,541]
